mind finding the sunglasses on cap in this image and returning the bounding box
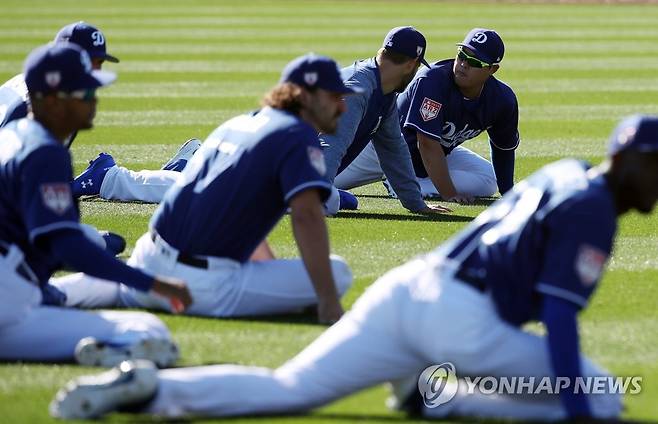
[456,47,492,68]
[35,89,97,102]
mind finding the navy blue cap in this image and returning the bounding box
[55,21,119,63]
[382,26,430,68]
[24,42,116,94]
[280,53,362,94]
[608,115,658,156]
[457,28,504,65]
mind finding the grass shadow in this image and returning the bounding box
[336,211,473,223]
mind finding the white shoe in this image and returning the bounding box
[50,360,158,420]
[75,337,179,368]
[161,138,202,171]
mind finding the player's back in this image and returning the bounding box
[152,107,329,262]
[431,159,617,325]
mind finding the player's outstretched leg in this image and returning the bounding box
[161,138,202,171]
[71,152,116,197]
[50,360,158,420]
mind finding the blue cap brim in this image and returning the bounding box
[89,69,116,88]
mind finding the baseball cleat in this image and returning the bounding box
[75,337,179,368]
[338,189,358,210]
[161,138,202,172]
[49,360,158,420]
[98,231,127,256]
[71,152,116,198]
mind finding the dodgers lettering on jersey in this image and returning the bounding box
[335,58,397,174]
[435,159,616,326]
[152,107,332,262]
[0,118,80,282]
[397,59,520,177]
[0,74,29,128]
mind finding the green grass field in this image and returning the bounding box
[1,0,658,422]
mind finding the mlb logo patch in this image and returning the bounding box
[575,244,607,286]
[40,183,73,215]
[420,97,442,122]
[307,146,326,176]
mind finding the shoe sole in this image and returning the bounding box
[75,337,179,368]
[161,138,202,170]
[50,360,158,419]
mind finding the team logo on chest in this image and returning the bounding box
[40,183,73,215]
[420,97,442,122]
[307,146,326,176]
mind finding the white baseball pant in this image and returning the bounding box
[334,142,497,198]
[52,232,353,318]
[0,244,172,362]
[140,256,621,420]
[99,166,179,203]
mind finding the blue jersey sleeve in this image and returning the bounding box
[279,131,332,204]
[536,203,614,308]
[21,146,79,241]
[400,75,446,143]
[487,87,520,151]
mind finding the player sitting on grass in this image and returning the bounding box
[50,115,658,421]
[335,28,520,204]
[0,21,145,255]
[51,54,361,324]
[0,43,191,368]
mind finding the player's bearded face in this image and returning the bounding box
[307,89,345,134]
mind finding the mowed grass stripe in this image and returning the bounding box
[84,105,658,128]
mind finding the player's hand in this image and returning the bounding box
[446,194,475,205]
[417,203,452,214]
[317,298,344,325]
[151,276,193,313]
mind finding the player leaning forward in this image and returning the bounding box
[51,115,658,421]
[0,43,191,366]
[52,54,355,324]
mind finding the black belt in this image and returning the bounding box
[454,267,487,293]
[150,232,208,269]
[0,243,37,283]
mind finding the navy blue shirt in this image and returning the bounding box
[437,159,616,326]
[0,118,80,282]
[152,107,332,262]
[397,59,520,178]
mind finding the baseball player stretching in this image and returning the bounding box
[335,28,519,204]
[0,43,192,366]
[0,20,201,205]
[321,26,449,215]
[52,54,354,324]
[52,115,658,421]
[0,21,137,255]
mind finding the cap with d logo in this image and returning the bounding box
[54,21,119,63]
[457,28,504,65]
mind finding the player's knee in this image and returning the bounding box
[330,254,353,296]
